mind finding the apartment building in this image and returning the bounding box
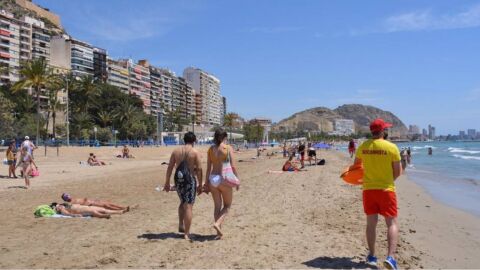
[149,66,195,121]
[183,67,222,126]
[122,59,151,113]
[106,58,129,94]
[222,96,227,123]
[149,66,165,116]
[93,47,107,82]
[70,38,93,78]
[0,10,21,84]
[26,16,50,62]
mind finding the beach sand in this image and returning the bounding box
[0,146,479,268]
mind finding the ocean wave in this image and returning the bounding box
[452,154,480,161]
[412,145,437,150]
[447,147,480,154]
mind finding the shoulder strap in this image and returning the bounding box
[225,146,230,162]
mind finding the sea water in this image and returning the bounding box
[396,141,480,217]
[340,141,480,217]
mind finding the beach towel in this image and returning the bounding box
[49,214,91,218]
[34,205,56,217]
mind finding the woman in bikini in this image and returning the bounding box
[18,146,37,188]
[204,129,239,239]
[61,193,130,211]
[51,202,127,218]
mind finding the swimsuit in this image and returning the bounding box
[209,174,222,187]
[207,146,228,187]
[174,148,197,204]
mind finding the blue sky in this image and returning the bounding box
[36,0,480,135]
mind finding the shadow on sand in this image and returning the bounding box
[138,232,218,242]
[302,256,375,269]
[7,185,27,189]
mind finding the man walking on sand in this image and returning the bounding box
[353,118,402,269]
[163,132,203,241]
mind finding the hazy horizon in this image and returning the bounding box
[36,0,480,135]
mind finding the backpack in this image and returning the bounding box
[34,205,56,217]
[174,149,193,185]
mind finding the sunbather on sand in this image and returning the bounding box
[282,154,300,172]
[50,202,127,219]
[87,153,106,166]
[61,193,130,211]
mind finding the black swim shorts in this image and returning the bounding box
[175,176,197,204]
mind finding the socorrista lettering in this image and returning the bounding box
[362,149,387,155]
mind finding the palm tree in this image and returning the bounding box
[115,99,138,123]
[12,58,53,146]
[97,110,115,128]
[223,112,239,142]
[74,75,99,113]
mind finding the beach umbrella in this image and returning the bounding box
[313,142,331,149]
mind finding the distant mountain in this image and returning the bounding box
[272,104,408,138]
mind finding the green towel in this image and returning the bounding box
[34,205,56,217]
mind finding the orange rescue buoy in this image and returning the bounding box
[340,163,363,185]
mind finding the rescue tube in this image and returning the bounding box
[340,163,363,185]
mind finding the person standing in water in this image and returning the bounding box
[353,118,402,270]
[163,132,203,241]
[348,139,356,158]
[205,128,239,239]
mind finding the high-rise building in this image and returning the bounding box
[121,59,151,113]
[0,12,53,84]
[428,125,436,140]
[106,58,129,93]
[0,10,22,84]
[148,66,164,116]
[93,47,107,82]
[70,38,94,77]
[27,16,50,62]
[467,129,476,140]
[222,96,227,123]
[459,131,466,140]
[408,125,420,135]
[183,67,222,126]
[149,66,195,121]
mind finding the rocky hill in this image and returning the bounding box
[272,104,408,138]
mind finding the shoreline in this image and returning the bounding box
[0,146,478,268]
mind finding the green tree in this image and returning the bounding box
[12,58,53,145]
[223,112,239,142]
[71,75,99,113]
[96,110,115,128]
[0,92,15,139]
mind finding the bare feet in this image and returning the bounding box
[184,234,193,242]
[213,223,223,239]
[178,226,185,233]
[123,206,130,213]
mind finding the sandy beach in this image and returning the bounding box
[0,146,479,268]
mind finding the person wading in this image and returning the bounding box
[163,132,203,241]
[353,118,402,270]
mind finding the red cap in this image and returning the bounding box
[370,118,393,132]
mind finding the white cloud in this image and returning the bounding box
[84,15,171,42]
[384,4,480,32]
